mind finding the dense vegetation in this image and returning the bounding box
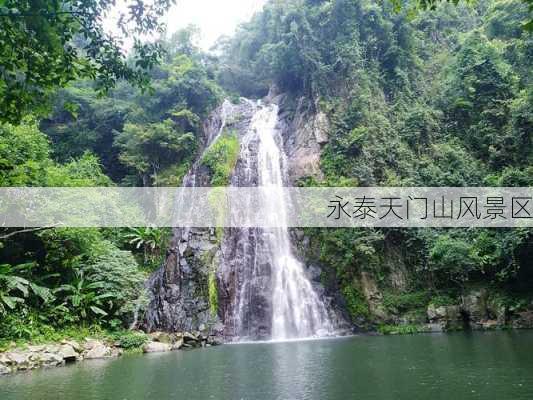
[217,0,532,324]
[0,23,222,347]
[0,0,532,345]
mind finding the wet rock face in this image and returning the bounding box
[427,304,465,331]
[218,228,273,339]
[142,99,258,338]
[276,95,330,184]
[142,96,348,341]
[142,227,222,334]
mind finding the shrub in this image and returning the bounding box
[201,131,240,186]
[208,270,218,316]
[85,242,148,326]
[342,285,370,319]
[378,324,421,335]
[112,331,149,350]
[382,291,430,314]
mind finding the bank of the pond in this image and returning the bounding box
[2,323,533,376]
[0,330,219,375]
[1,331,533,400]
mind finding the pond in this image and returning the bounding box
[1,331,532,400]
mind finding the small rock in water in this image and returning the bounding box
[83,340,114,359]
[38,352,64,368]
[149,331,174,343]
[59,344,79,362]
[143,341,171,353]
[171,338,184,350]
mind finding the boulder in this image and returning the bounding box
[143,341,171,353]
[43,344,60,354]
[38,352,64,368]
[481,319,499,330]
[424,323,444,333]
[61,340,83,353]
[27,345,45,352]
[512,310,533,329]
[59,344,79,361]
[83,340,113,359]
[183,332,198,343]
[427,304,447,321]
[427,304,463,331]
[207,336,223,346]
[149,331,173,344]
[171,338,184,350]
[0,363,11,375]
[462,289,488,327]
[6,351,31,369]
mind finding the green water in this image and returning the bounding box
[1,331,532,400]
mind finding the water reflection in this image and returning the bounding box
[1,332,533,400]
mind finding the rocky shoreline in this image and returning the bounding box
[0,331,220,376]
[3,289,533,377]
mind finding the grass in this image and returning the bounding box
[0,324,148,353]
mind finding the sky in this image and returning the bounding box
[164,0,268,50]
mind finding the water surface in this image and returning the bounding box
[1,331,532,400]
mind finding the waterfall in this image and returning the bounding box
[223,102,333,341]
[144,98,340,341]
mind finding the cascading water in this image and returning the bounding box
[221,101,333,341]
[144,98,341,341]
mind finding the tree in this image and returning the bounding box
[114,119,196,185]
[0,0,174,124]
[386,0,533,32]
[0,120,51,185]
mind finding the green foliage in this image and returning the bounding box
[0,0,173,124]
[39,24,224,186]
[84,242,147,326]
[115,119,196,185]
[44,152,113,187]
[54,269,112,321]
[111,331,149,351]
[123,227,171,270]
[0,226,147,335]
[40,83,133,181]
[382,291,431,314]
[430,294,458,307]
[0,120,112,187]
[388,0,532,33]
[0,263,52,316]
[0,317,108,350]
[342,285,370,319]
[0,0,531,340]
[0,0,218,342]
[208,270,219,317]
[201,131,240,186]
[0,121,50,185]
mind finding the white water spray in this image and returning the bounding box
[242,103,333,340]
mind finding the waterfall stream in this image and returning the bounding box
[144,98,339,341]
[223,102,333,340]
